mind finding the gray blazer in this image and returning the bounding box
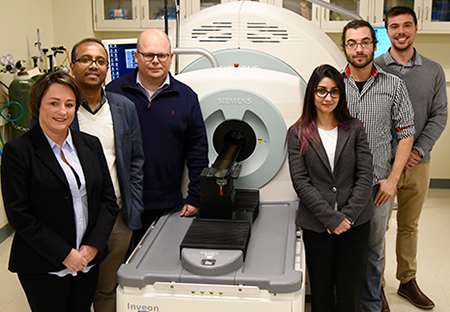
[72,92,145,230]
[288,119,373,233]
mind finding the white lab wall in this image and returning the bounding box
[51,0,144,52]
[0,0,55,231]
[411,35,450,180]
[0,1,449,231]
[51,0,96,49]
[0,0,54,98]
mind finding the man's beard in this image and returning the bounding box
[345,51,374,69]
[391,40,413,53]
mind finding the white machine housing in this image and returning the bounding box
[175,1,346,202]
[177,67,302,202]
[175,1,346,80]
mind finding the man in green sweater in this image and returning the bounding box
[375,6,447,311]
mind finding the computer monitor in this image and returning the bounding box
[102,38,137,84]
[374,27,391,59]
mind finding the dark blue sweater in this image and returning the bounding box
[106,69,208,211]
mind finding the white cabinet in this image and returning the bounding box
[93,0,182,31]
[320,0,370,32]
[278,0,321,27]
[187,0,278,16]
[369,0,450,32]
[92,0,265,30]
[415,0,450,32]
[275,0,370,32]
[184,0,232,16]
[367,0,421,27]
[93,0,450,32]
[275,0,450,33]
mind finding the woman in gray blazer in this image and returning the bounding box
[287,65,373,312]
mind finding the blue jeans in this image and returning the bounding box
[360,185,391,312]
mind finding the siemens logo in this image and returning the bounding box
[127,303,159,311]
[217,98,252,105]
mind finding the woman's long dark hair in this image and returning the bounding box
[289,64,353,155]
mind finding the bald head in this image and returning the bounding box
[137,29,172,52]
[134,29,173,91]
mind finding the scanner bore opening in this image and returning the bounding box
[213,120,256,162]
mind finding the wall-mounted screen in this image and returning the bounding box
[374,27,391,59]
[102,38,137,84]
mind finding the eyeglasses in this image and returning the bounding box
[345,40,373,50]
[315,88,341,98]
[137,51,171,63]
[74,57,109,67]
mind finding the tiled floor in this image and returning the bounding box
[382,189,450,312]
[1,189,449,311]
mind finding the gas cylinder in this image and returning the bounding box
[8,70,34,139]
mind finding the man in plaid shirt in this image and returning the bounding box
[341,20,415,312]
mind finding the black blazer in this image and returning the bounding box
[288,119,374,233]
[1,124,119,273]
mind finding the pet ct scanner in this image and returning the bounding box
[116,2,346,312]
[173,1,346,202]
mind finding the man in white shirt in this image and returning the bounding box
[70,38,144,312]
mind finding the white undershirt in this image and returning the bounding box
[318,126,338,172]
[318,126,338,210]
[45,131,93,277]
[77,101,121,206]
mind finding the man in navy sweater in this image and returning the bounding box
[106,29,208,244]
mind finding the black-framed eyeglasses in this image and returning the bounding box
[345,40,373,50]
[137,51,171,63]
[315,88,341,98]
[73,57,109,67]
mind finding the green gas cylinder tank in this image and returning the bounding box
[9,70,34,139]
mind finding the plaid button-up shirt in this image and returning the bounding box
[343,63,415,185]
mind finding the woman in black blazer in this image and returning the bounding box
[287,65,374,312]
[1,72,119,312]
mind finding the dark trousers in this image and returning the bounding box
[303,221,370,312]
[18,265,99,312]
